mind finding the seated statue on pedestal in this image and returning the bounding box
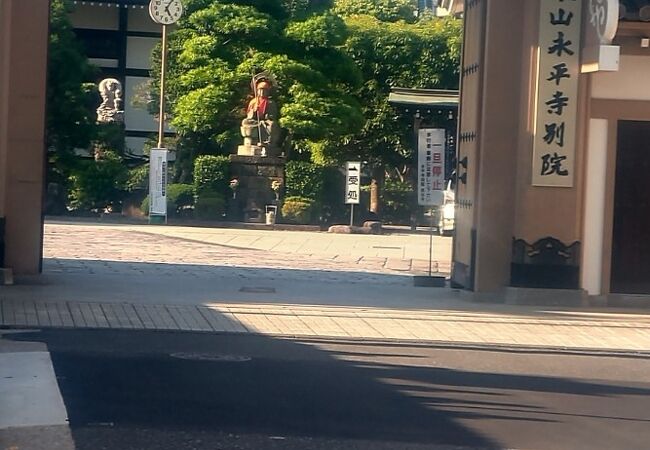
[239,75,281,157]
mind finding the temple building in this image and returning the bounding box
[69,0,166,157]
[453,0,650,305]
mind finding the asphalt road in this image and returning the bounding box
[9,329,650,450]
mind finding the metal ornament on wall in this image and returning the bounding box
[511,237,581,289]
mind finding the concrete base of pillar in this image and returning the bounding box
[504,287,588,307]
[457,287,589,307]
[0,268,13,285]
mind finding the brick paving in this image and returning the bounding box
[1,221,650,353]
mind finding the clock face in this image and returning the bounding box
[149,0,183,25]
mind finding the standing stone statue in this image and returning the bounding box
[96,78,124,123]
[238,74,281,157]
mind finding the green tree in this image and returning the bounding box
[318,12,462,213]
[333,0,417,22]
[46,0,98,213]
[154,0,363,182]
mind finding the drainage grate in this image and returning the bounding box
[170,353,252,362]
[239,286,276,293]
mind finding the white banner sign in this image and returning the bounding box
[345,162,361,205]
[532,0,582,187]
[418,128,445,206]
[149,148,168,216]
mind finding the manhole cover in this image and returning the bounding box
[170,352,252,362]
[239,286,276,293]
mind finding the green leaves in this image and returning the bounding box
[161,0,364,157]
[334,0,417,23]
[285,13,348,49]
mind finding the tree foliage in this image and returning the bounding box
[158,0,363,176]
[47,0,97,153]
[333,0,417,22]
[316,14,462,169]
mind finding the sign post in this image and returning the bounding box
[149,148,168,224]
[345,162,361,226]
[148,0,183,224]
[415,129,446,286]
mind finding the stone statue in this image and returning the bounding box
[96,78,124,123]
[238,74,281,157]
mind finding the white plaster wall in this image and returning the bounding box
[129,8,161,33]
[581,119,608,296]
[124,76,157,132]
[69,3,118,30]
[125,136,148,157]
[592,55,650,100]
[88,58,118,68]
[126,37,157,70]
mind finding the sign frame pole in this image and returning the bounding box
[413,128,446,287]
[429,207,434,277]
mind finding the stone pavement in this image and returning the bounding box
[45,220,452,275]
[1,221,650,354]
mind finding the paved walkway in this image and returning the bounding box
[1,221,650,353]
[2,299,650,352]
[45,220,452,275]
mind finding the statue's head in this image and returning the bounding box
[256,80,272,98]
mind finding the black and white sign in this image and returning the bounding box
[345,162,361,205]
[418,129,445,206]
[149,148,168,216]
[533,0,582,188]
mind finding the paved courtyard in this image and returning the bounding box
[2,220,650,353]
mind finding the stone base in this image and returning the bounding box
[458,287,588,306]
[413,276,446,288]
[229,155,285,223]
[0,267,13,285]
[237,144,265,156]
[328,222,382,235]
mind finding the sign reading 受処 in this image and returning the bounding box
[345,162,361,205]
[533,0,582,188]
[418,128,445,206]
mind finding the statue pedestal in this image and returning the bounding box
[229,155,285,223]
[237,144,266,157]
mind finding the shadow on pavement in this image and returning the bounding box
[5,258,455,310]
[9,329,650,450]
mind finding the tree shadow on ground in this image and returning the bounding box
[9,329,650,450]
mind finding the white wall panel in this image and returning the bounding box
[129,7,162,33]
[126,37,157,70]
[124,76,157,132]
[69,4,118,30]
[592,55,650,100]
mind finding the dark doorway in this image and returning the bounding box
[611,120,650,294]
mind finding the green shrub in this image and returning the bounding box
[193,155,230,196]
[285,161,325,200]
[281,196,314,224]
[68,150,128,211]
[140,196,150,215]
[126,165,149,192]
[140,183,195,217]
[194,193,226,220]
[381,179,413,225]
[167,183,194,214]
